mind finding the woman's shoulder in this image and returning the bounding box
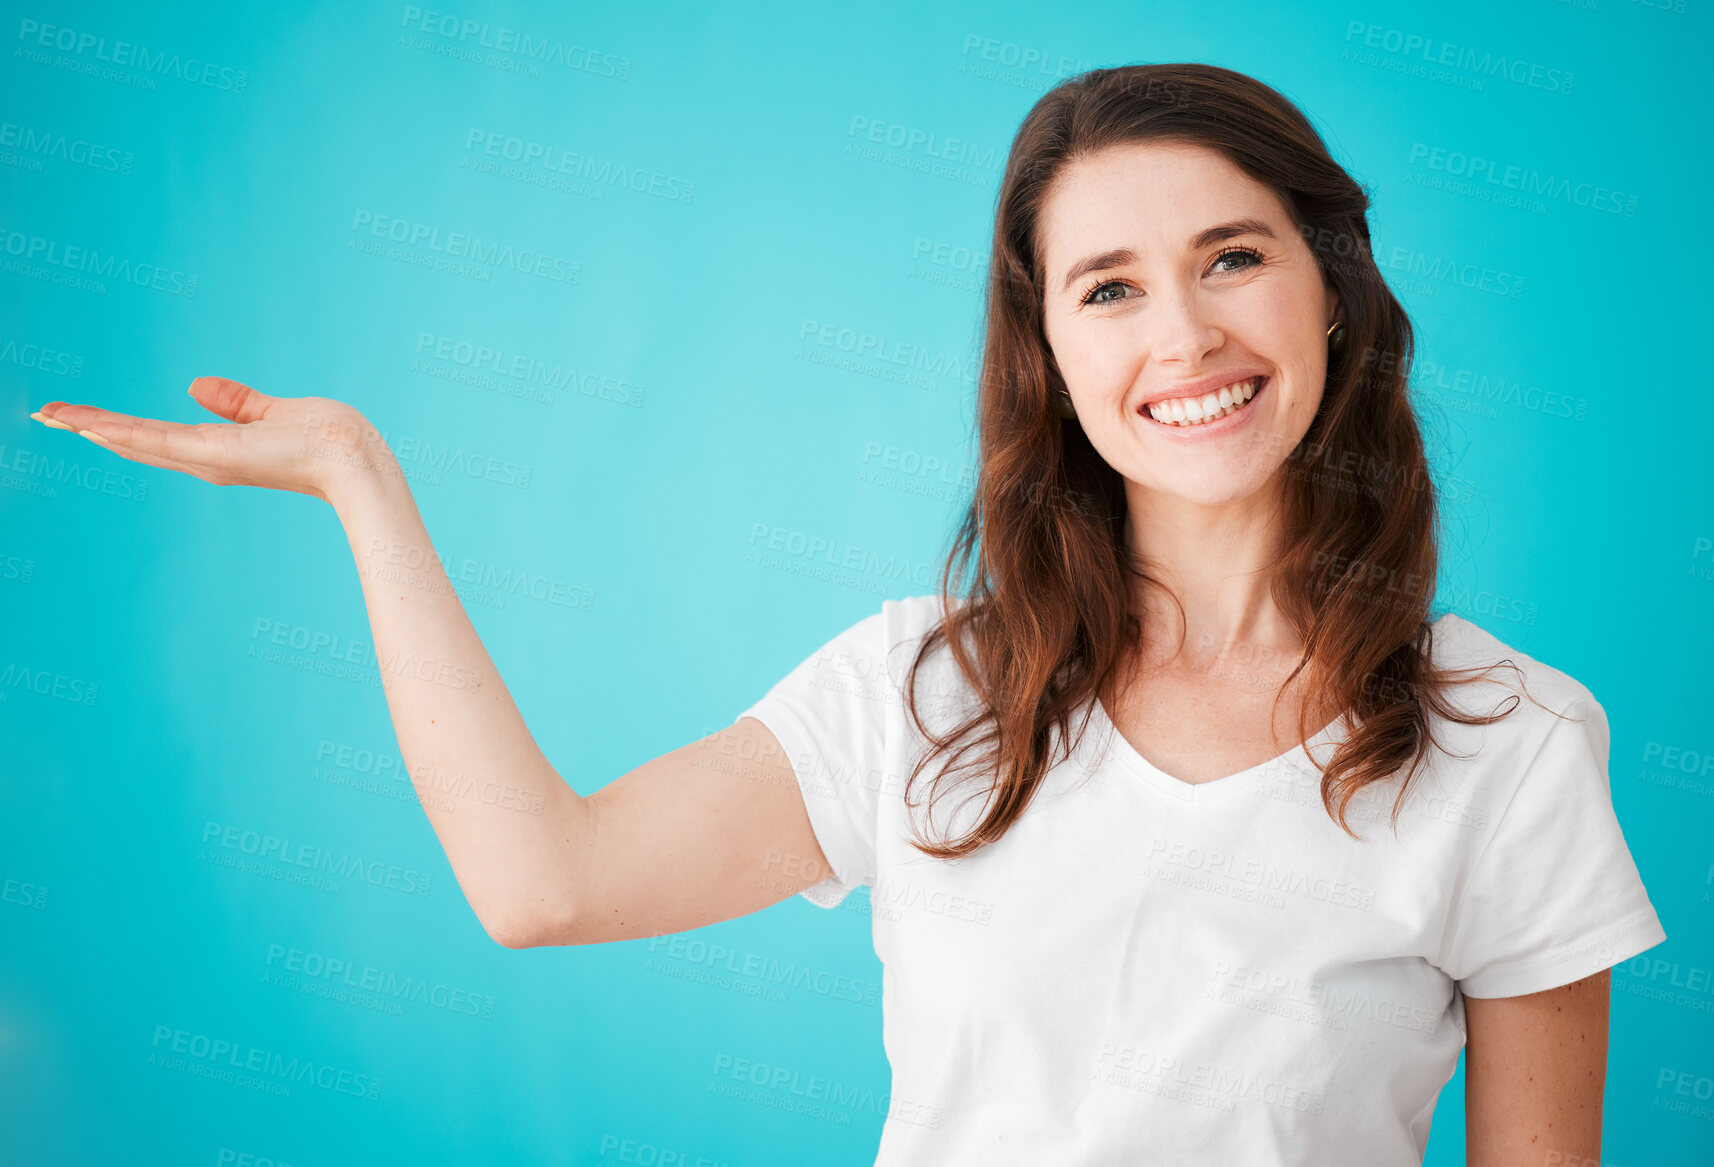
[872,590,961,655]
[1422,611,1604,739]
[871,593,984,715]
[880,592,963,644]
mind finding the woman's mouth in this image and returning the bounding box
[1142,376,1266,428]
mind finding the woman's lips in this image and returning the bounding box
[1144,373,1268,431]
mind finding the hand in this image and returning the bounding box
[31,376,395,505]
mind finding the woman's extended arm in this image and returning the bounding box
[326,450,589,944]
[329,452,841,947]
[1462,969,1610,1165]
[33,378,838,947]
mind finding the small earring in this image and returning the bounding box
[1054,391,1078,419]
[1326,320,1346,354]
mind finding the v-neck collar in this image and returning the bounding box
[1085,694,1351,804]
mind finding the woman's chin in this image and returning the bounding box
[1132,468,1279,510]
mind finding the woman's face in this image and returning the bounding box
[1038,140,1339,511]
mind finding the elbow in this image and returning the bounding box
[482,916,535,949]
[482,905,577,950]
[490,925,539,950]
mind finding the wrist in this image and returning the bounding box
[324,447,408,515]
[303,410,401,510]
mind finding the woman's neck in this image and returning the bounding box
[1122,483,1300,673]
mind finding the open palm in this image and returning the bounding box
[31,376,387,504]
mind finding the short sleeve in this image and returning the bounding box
[1438,695,1667,998]
[737,605,896,909]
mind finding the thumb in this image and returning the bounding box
[188,376,275,424]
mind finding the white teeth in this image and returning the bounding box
[1146,377,1261,426]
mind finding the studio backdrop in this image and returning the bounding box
[3,2,1710,1165]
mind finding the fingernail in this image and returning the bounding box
[30,412,74,431]
[77,429,113,446]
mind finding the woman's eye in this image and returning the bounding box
[1082,281,1130,306]
[1211,247,1263,274]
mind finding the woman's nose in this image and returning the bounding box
[1143,294,1224,364]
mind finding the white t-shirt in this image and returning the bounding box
[738,593,1666,1167]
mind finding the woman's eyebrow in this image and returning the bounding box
[1056,217,1279,295]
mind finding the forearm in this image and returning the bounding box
[328,454,585,947]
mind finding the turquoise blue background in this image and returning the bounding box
[4,1,1711,1164]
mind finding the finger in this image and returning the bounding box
[77,429,216,480]
[189,376,276,424]
[34,402,191,437]
[30,410,75,431]
[73,411,232,469]
[33,401,79,428]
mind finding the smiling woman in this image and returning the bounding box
[739,63,1665,1165]
[29,60,1664,1167]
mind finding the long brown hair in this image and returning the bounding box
[900,62,1539,851]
